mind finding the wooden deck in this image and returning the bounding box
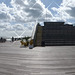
[0,41,75,75]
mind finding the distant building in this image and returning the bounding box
[33,22,75,46]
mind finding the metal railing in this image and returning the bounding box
[31,21,38,47]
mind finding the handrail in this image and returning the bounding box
[31,21,38,40]
[31,21,38,47]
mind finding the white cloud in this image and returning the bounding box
[61,0,75,7]
[0,23,33,37]
[11,0,52,22]
[51,0,75,22]
[0,3,15,22]
[0,0,53,37]
[1,0,75,37]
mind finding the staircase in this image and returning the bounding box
[35,25,42,46]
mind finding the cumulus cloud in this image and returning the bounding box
[0,3,14,22]
[13,24,25,31]
[11,0,52,22]
[61,0,75,18]
[51,0,75,22]
[0,12,10,20]
[1,0,75,37]
[0,0,53,37]
[0,23,33,37]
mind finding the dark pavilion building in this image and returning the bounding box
[33,22,75,46]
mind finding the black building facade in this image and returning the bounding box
[33,22,75,46]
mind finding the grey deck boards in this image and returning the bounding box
[0,41,75,75]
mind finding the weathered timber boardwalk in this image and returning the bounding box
[0,41,75,75]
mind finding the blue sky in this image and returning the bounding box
[0,0,75,38]
[41,0,62,16]
[0,0,11,7]
[0,0,62,7]
[0,0,62,14]
[41,0,62,7]
[0,0,74,23]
